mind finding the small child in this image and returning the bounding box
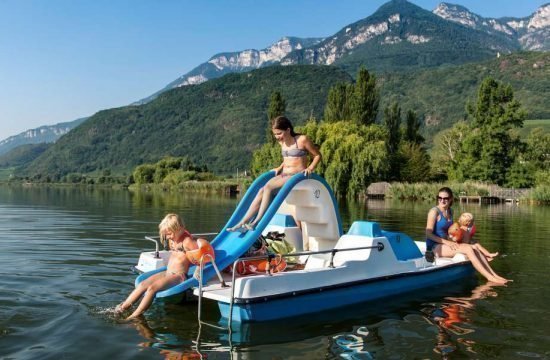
[116,213,208,320]
[457,213,498,261]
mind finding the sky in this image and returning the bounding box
[0,0,546,139]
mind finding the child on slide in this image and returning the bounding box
[116,213,209,320]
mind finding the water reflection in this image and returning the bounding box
[422,282,503,359]
[1,186,549,358]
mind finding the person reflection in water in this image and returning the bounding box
[427,283,501,357]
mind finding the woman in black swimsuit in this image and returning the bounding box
[228,116,321,232]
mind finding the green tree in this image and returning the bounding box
[250,120,389,197]
[133,164,155,184]
[523,127,550,187]
[302,121,389,197]
[383,102,402,180]
[266,91,286,142]
[323,83,353,122]
[250,143,283,177]
[404,110,424,144]
[456,77,527,185]
[350,67,379,126]
[398,142,431,183]
[431,121,470,180]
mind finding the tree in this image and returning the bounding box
[133,164,155,184]
[350,67,379,126]
[399,142,431,182]
[383,102,402,180]
[456,77,527,185]
[404,110,424,144]
[323,83,353,122]
[250,120,389,197]
[522,127,550,187]
[266,91,286,142]
[431,121,470,180]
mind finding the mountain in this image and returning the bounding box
[135,36,323,104]
[0,117,88,156]
[0,143,51,168]
[279,0,520,73]
[147,0,548,100]
[20,65,352,178]
[434,2,550,51]
[17,52,547,179]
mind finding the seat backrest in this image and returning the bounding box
[347,221,382,238]
[380,231,422,261]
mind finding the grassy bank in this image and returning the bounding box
[387,182,549,204]
[128,180,244,194]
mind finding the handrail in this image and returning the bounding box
[144,236,160,258]
[197,253,229,331]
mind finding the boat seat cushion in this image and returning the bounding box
[347,221,382,237]
[381,231,423,261]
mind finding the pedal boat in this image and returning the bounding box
[131,172,474,324]
[194,220,473,323]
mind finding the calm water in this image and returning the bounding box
[0,186,549,359]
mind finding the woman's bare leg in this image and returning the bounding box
[249,176,289,228]
[227,189,263,231]
[458,244,508,284]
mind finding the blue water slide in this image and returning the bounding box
[135,171,341,299]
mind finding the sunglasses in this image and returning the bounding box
[437,196,450,201]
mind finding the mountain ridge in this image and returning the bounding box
[1,0,547,156]
[0,117,87,156]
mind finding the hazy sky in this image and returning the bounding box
[0,0,546,139]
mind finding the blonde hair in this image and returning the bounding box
[158,213,185,247]
[458,212,474,227]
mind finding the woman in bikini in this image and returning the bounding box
[227,116,321,232]
[116,213,207,319]
[426,187,510,284]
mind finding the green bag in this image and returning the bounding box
[265,232,297,263]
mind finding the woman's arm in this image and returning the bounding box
[425,208,458,250]
[301,136,321,175]
[272,162,284,175]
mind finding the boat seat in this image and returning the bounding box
[347,221,382,237]
[381,231,423,261]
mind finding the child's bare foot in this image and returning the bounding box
[115,302,130,314]
[244,223,255,231]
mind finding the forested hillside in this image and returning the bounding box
[20,65,352,178]
[379,51,549,138]
[13,52,548,179]
[0,143,51,167]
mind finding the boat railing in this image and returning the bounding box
[197,252,229,331]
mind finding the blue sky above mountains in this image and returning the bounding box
[0,0,546,138]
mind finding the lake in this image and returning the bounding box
[0,185,549,359]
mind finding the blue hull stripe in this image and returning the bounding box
[219,263,475,322]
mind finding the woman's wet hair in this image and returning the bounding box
[272,116,297,137]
